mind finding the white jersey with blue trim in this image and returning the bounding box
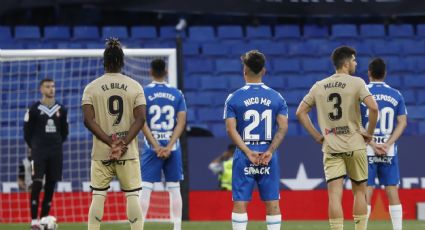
[223,83,288,143]
[360,82,407,156]
[144,82,187,148]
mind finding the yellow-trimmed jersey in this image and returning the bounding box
[303,73,372,154]
[82,73,146,160]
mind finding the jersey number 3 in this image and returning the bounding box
[328,93,342,121]
[108,95,124,125]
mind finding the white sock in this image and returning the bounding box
[31,219,39,225]
[266,215,281,230]
[139,182,153,220]
[389,204,402,230]
[167,182,182,230]
[232,212,248,230]
[366,205,371,227]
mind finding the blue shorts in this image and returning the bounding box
[232,144,280,201]
[367,155,400,186]
[141,146,183,183]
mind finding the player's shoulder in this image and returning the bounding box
[28,101,41,110]
[383,83,404,99]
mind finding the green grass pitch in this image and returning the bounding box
[1,220,424,229]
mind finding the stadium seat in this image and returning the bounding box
[229,77,245,90]
[281,90,304,105]
[198,108,223,122]
[287,41,317,56]
[215,59,241,74]
[217,25,244,39]
[159,26,186,39]
[303,25,329,38]
[359,24,386,37]
[273,58,301,74]
[384,76,402,89]
[102,26,128,39]
[246,25,272,39]
[186,108,197,123]
[417,24,425,37]
[263,77,285,91]
[212,92,231,106]
[331,24,358,38]
[202,43,230,56]
[286,75,316,89]
[302,58,330,73]
[14,26,41,39]
[183,42,200,56]
[200,76,228,90]
[274,24,301,39]
[261,42,286,56]
[417,90,425,104]
[130,26,157,39]
[407,106,425,119]
[0,26,12,41]
[400,90,416,105]
[229,42,259,55]
[400,40,425,55]
[373,40,401,55]
[188,26,215,42]
[185,58,214,74]
[73,26,100,40]
[388,24,414,37]
[44,26,71,40]
[185,92,213,106]
[404,75,425,88]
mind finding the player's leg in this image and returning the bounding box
[366,157,378,220]
[164,149,184,230]
[346,150,368,230]
[231,149,255,230]
[382,155,402,230]
[88,160,113,230]
[324,153,346,230]
[117,159,144,230]
[40,152,63,217]
[140,148,163,222]
[30,153,47,228]
[258,152,281,230]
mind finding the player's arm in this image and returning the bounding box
[82,104,114,146]
[122,104,146,145]
[296,102,323,144]
[385,115,407,146]
[225,117,259,165]
[23,107,35,148]
[141,123,161,151]
[363,95,378,141]
[165,111,186,151]
[259,114,288,165]
[60,107,69,142]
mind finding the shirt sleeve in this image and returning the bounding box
[302,83,317,107]
[60,107,69,142]
[81,85,93,105]
[223,94,236,119]
[358,79,372,102]
[177,90,187,112]
[134,83,147,107]
[277,93,289,117]
[23,106,35,148]
[397,92,408,116]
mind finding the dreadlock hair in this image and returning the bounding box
[104,37,124,73]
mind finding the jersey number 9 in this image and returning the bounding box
[108,95,124,125]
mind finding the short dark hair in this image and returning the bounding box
[241,50,265,75]
[104,37,124,73]
[368,58,386,80]
[150,59,166,77]
[331,46,356,69]
[39,78,54,87]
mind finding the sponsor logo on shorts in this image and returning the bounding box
[325,126,349,135]
[244,165,271,175]
[368,156,393,164]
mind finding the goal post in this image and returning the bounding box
[0,48,177,223]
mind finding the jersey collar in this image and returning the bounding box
[245,83,264,85]
[152,81,167,84]
[370,82,385,84]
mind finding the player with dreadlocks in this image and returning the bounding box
[82,38,147,230]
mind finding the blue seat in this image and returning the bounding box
[102,26,128,39]
[417,90,425,104]
[200,76,228,90]
[44,26,71,40]
[419,122,425,135]
[359,24,386,37]
[373,41,401,55]
[217,25,243,39]
[130,26,157,39]
[185,58,214,74]
[288,41,317,56]
[160,26,186,39]
[229,43,259,55]
[332,24,358,38]
[186,108,197,123]
[400,90,415,105]
[302,58,330,73]
[400,40,425,55]
[73,26,100,40]
[275,25,300,39]
[404,75,425,88]
[418,24,425,37]
[303,25,329,38]
[198,108,223,122]
[287,76,316,89]
[263,77,285,91]
[216,59,241,74]
[384,76,402,89]
[246,26,272,39]
[282,90,304,105]
[183,43,199,56]
[212,91,232,106]
[388,24,414,37]
[229,77,245,90]
[273,58,301,73]
[0,26,12,41]
[188,26,215,42]
[202,43,230,56]
[184,92,212,106]
[407,106,425,119]
[414,57,425,73]
[387,57,412,73]
[15,26,40,39]
[261,42,286,56]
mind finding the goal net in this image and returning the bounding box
[0,48,177,223]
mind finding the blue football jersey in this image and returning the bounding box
[144,82,186,146]
[224,83,288,142]
[360,82,407,156]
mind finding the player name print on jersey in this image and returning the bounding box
[101,83,128,91]
[148,92,176,101]
[243,97,271,107]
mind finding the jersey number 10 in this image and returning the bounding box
[243,109,272,141]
